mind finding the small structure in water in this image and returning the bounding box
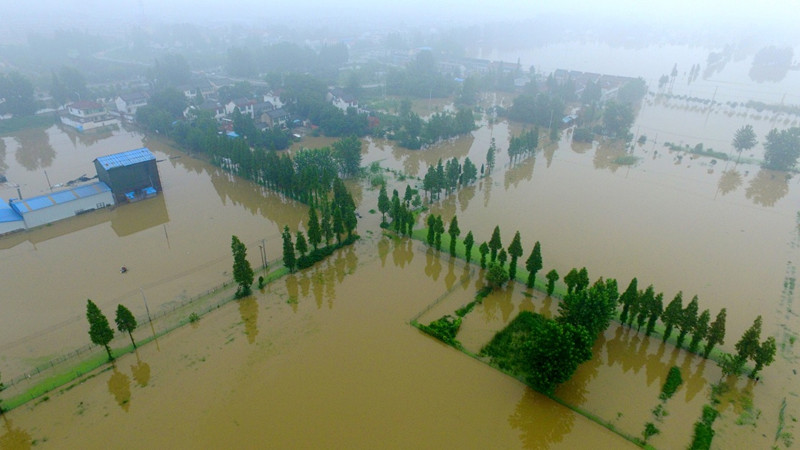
[94,148,162,204]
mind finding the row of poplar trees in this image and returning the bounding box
[282,178,359,273]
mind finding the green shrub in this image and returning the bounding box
[613,155,639,166]
[659,366,683,400]
[689,421,714,449]
[643,422,660,442]
[420,315,462,347]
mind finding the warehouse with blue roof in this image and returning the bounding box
[0,147,162,234]
[94,147,162,203]
[0,199,26,235]
[8,182,114,229]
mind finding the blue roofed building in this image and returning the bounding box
[9,182,114,229]
[0,199,25,235]
[94,148,162,203]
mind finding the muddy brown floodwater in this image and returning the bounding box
[2,43,800,447]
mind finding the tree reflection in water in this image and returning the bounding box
[508,388,575,448]
[0,415,33,450]
[14,128,55,171]
[717,169,743,196]
[107,366,132,412]
[746,169,789,207]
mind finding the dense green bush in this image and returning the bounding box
[419,315,462,347]
[659,366,683,400]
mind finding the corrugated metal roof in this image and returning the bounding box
[95,148,155,170]
[10,182,111,214]
[0,198,23,223]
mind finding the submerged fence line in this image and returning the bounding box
[1,274,246,391]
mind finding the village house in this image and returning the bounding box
[225,98,256,119]
[60,100,120,132]
[327,88,359,112]
[114,92,150,116]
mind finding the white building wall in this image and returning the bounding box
[20,191,114,229]
[0,220,25,235]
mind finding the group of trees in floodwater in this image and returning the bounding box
[412,211,777,394]
[281,178,360,273]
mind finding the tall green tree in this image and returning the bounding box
[0,71,36,116]
[333,135,362,177]
[618,278,638,325]
[282,226,296,272]
[332,206,344,244]
[434,215,445,251]
[545,269,559,296]
[448,216,461,256]
[735,316,763,365]
[751,337,776,378]
[557,280,616,340]
[645,293,663,336]
[636,286,654,331]
[507,231,523,281]
[115,304,138,349]
[526,320,593,394]
[307,206,322,250]
[461,157,478,185]
[488,226,502,262]
[295,231,308,258]
[320,202,333,245]
[497,249,508,268]
[463,231,475,263]
[576,267,590,293]
[704,308,727,358]
[231,235,254,298]
[762,127,800,171]
[486,138,496,173]
[662,292,683,342]
[689,309,710,353]
[676,296,699,348]
[602,100,634,139]
[525,241,542,288]
[732,124,757,162]
[86,299,114,361]
[404,185,413,206]
[478,242,489,268]
[564,268,579,294]
[426,214,437,246]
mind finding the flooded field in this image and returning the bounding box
[2,43,800,448]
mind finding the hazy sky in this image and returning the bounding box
[4,0,798,31]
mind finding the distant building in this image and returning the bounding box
[327,88,358,112]
[61,101,120,132]
[225,98,256,119]
[8,182,113,229]
[264,108,290,128]
[94,148,162,203]
[114,92,150,116]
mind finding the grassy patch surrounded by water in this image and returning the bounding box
[613,155,640,166]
